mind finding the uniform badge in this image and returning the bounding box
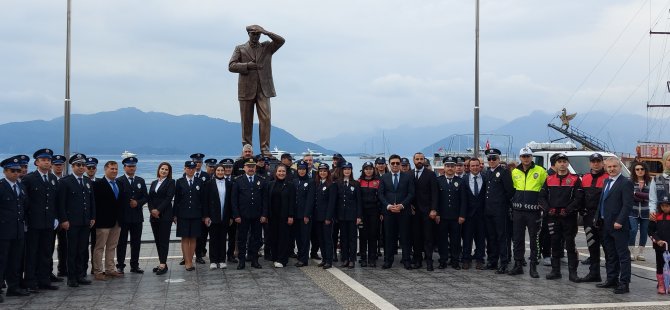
[201,176,206,182]
[51,180,56,186]
[86,183,90,189]
[257,181,261,186]
[496,172,500,178]
[454,182,459,187]
[566,178,571,185]
[350,186,355,192]
[137,183,142,189]
[533,173,539,179]
[304,183,308,188]
[323,186,327,191]
[196,185,200,190]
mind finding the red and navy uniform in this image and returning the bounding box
[649,213,670,274]
[539,173,584,272]
[359,178,381,264]
[580,170,608,275]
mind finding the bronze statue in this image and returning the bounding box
[559,108,577,130]
[229,25,285,156]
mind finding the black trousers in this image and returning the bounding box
[412,211,436,263]
[314,221,333,264]
[332,221,341,260]
[655,247,666,274]
[89,227,96,269]
[359,208,380,262]
[438,218,461,264]
[196,222,209,258]
[117,222,142,269]
[66,225,89,280]
[208,222,229,264]
[57,228,68,274]
[583,211,602,274]
[602,224,632,284]
[24,228,54,287]
[0,238,24,291]
[237,217,262,262]
[268,216,290,265]
[462,215,486,263]
[485,214,510,266]
[512,210,541,263]
[548,214,578,267]
[227,221,238,259]
[539,213,552,258]
[150,221,172,265]
[339,220,357,263]
[310,221,320,257]
[383,212,411,265]
[296,220,312,264]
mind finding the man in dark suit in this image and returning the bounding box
[436,156,466,270]
[116,157,147,274]
[92,161,124,280]
[220,158,239,263]
[232,158,269,269]
[57,153,96,288]
[229,24,285,155]
[461,158,487,270]
[378,154,415,269]
[0,156,30,301]
[410,152,438,271]
[22,149,59,292]
[595,157,634,294]
[482,149,515,274]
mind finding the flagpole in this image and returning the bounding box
[473,0,480,159]
[64,0,72,173]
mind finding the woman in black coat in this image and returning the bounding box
[335,162,362,268]
[173,161,206,271]
[313,163,337,269]
[203,164,232,269]
[266,164,296,268]
[148,162,175,275]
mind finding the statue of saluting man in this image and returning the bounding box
[229,25,285,157]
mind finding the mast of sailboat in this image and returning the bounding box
[64,0,72,173]
[473,0,480,158]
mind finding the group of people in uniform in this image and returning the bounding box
[2,143,670,303]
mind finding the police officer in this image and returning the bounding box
[509,147,547,278]
[51,154,68,280]
[455,157,466,178]
[539,153,583,281]
[116,156,147,274]
[57,153,96,287]
[436,156,466,269]
[174,161,206,271]
[232,158,268,269]
[22,149,60,292]
[280,153,296,182]
[191,153,210,265]
[220,158,239,263]
[85,157,99,273]
[0,156,30,300]
[233,144,254,177]
[482,148,515,274]
[204,158,218,178]
[293,161,314,267]
[374,157,388,177]
[400,157,411,173]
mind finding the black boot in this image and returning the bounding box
[568,255,579,282]
[507,261,523,276]
[529,263,539,278]
[545,258,562,280]
[576,271,602,283]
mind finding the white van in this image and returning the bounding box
[530,150,630,178]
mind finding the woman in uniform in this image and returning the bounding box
[148,162,175,275]
[358,161,381,267]
[173,161,205,271]
[266,164,295,268]
[313,163,336,269]
[335,162,362,268]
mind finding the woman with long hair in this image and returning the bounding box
[266,164,295,268]
[629,161,651,261]
[357,161,381,267]
[335,162,362,268]
[148,162,175,275]
[313,163,336,269]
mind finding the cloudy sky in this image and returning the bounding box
[2,0,669,142]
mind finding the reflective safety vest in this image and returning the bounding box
[511,162,547,211]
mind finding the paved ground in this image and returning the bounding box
[2,228,670,309]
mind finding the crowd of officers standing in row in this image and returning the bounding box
[0,143,664,302]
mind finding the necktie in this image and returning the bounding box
[604,178,613,196]
[473,175,479,196]
[13,184,19,197]
[43,175,48,183]
[110,181,119,199]
[600,179,612,218]
[189,179,193,187]
[416,170,420,179]
[393,173,398,190]
[129,177,134,187]
[447,178,451,185]
[78,177,83,187]
[249,176,253,184]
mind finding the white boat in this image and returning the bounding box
[301,148,332,162]
[270,146,294,158]
[121,150,136,159]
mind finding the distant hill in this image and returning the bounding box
[0,107,335,156]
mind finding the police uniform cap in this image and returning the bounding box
[33,148,53,160]
[455,157,465,165]
[122,156,137,166]
[244,158,256,166]
[69,153,87,165]
[219,158,234,166]
[184,160,197,169]
[52,155,66,164]
[296,160,308,169]
[18,155,30,166]
[318,163,330,170]
[1,156,22,169]
[443,156,456,164]
[485,148,502,156]
[189,153,205,162]
[375,157,386,165]
[341,161,353,169]
[553,153,569,162]
[658,195,670,206]
[400,158,410,165]
[254,154,267,162]
[589,153,603,162]
[519,147,533,156]
[362,161,374,169]
[204,158,218,167]
[424,158,431,166]
[332,153,344,160]
[85,157,99,167]
[280,153,293,160]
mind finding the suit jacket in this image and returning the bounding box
[57,174,96,226]
[313,181,336,222]
[267,179,295,219]
[116,175,148,224]
[335,180,362,221]
[231,174,269,219]
[204,178,232,224]
[598,176,634,228]
[228,37,285,100]
[482,166,515,217]
[22,171,58,230]
[411,168,438,214]
[148,178,175,222]
[0,179,26,239]
[461,173,487,218]
[92,178,124,228]
[294,177,314,218]
[378,171,415,216]
[436,175,466,220]
[173,177,205,220]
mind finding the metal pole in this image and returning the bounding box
[473,0,480,159]
[64,0,72,174]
